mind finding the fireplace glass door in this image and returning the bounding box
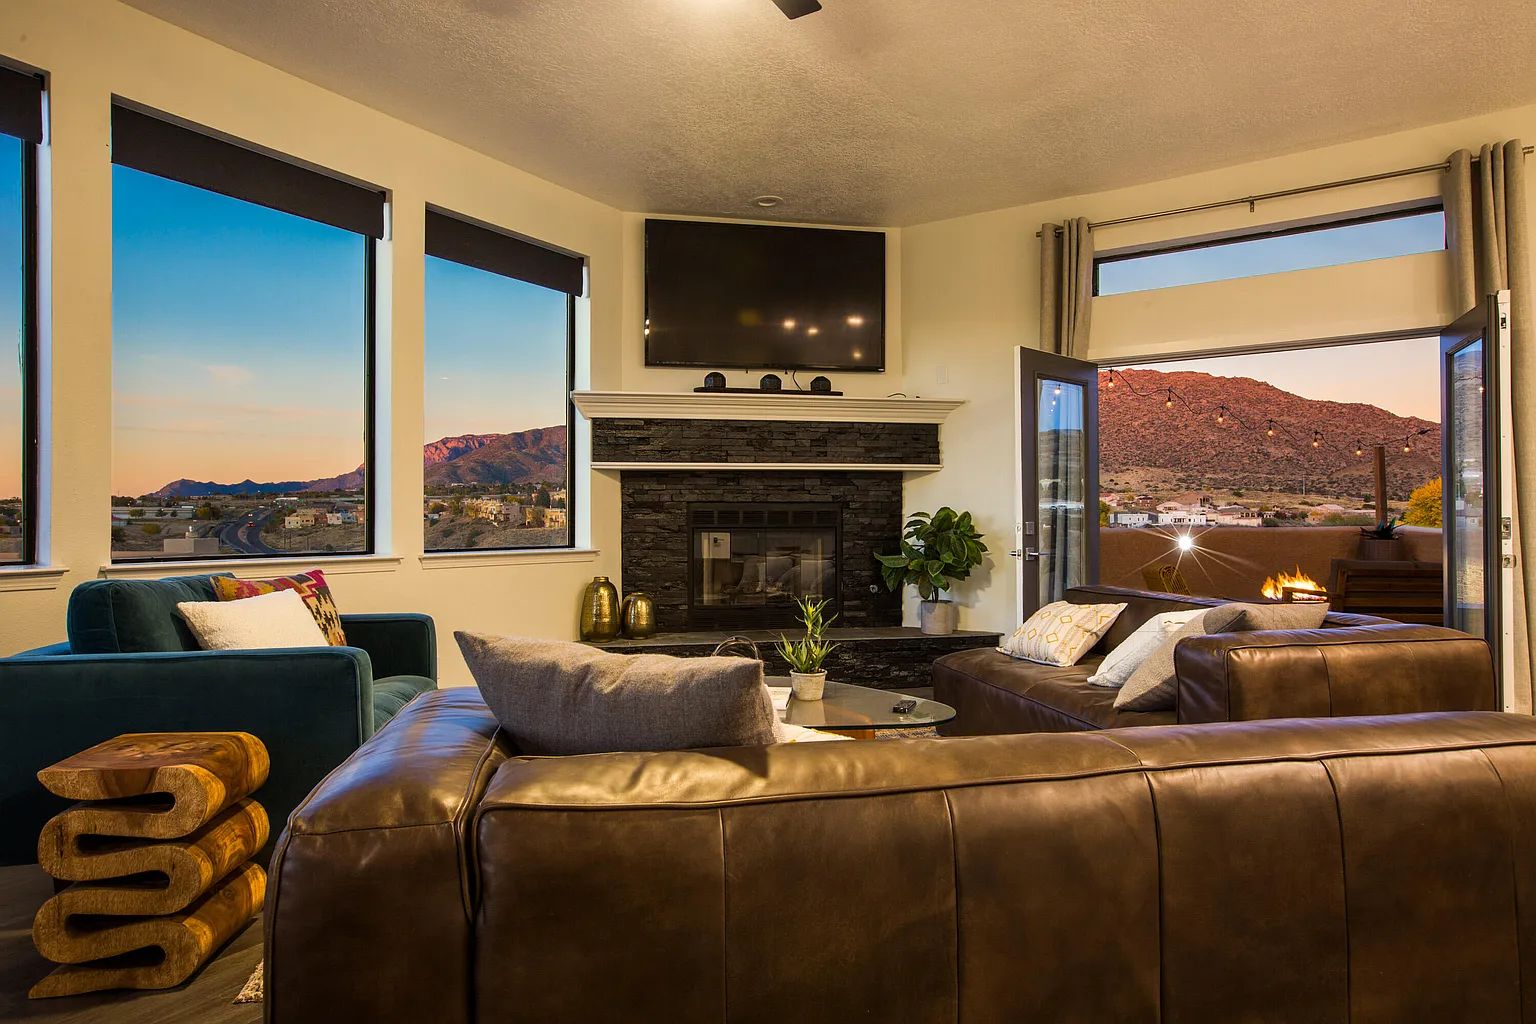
[689,504,840,629]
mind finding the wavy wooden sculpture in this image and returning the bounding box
[29,732,270,999]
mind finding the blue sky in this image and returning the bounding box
[1097,211,1446,295]
[112,166,367,496]
[0,134,22,502]
[424,255,567,442]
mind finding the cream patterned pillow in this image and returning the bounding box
[998,600,1128,667]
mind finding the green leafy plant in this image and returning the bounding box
[875,507,988,602]
[776,596,838,674]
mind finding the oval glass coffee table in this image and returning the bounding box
[769,680,956,740]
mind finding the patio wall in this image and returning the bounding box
[1101,525,1442,601]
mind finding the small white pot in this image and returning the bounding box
[790,670,827,701]
[919,599,958,635]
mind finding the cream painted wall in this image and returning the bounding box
[616,212,904,396]
[904,102,1536,634]
[0,0,629,683]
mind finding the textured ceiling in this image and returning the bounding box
[123,0,1536,226]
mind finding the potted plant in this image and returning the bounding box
[775,596,837,701]
[1359,516,1406,561]
[876,507,988,635]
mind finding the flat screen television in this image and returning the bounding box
[644,218,885,372]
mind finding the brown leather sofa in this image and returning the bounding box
[933,584,1495,736]
[266,689,1536,1022]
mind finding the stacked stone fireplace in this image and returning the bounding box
[588,410,945,635]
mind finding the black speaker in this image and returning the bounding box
[810,375,832,392]
[702,371,726,389]
[759,373,782,392]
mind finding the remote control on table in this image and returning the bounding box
[891,698,918,714]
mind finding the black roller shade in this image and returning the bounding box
[0,65,44,144]
[426,208,585,296]
[111,104,385,238]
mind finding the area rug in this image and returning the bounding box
[234,961,263,1004]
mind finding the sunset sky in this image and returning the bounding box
[0,134,22,502]
[110,168,570,497]
[1121,335,1442,422]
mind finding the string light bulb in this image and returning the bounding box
[1266,420,1276,438]
[1106,373,1115,389]
[1354,441,1365,457]
[1164,388,1175,409]
[1311,431,1322,449]
[1216,404,1227,424]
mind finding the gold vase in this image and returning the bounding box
[621,592,657,639]
[580,576,621,642]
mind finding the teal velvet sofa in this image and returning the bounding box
[0,573,437,865]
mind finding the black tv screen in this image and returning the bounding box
[644,219,885,372]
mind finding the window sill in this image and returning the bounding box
[99,555,404,579]
[0,565,70,592]
[419,548,600,570]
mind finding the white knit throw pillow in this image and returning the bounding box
[177,588,329,650]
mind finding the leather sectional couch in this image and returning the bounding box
[266,689,1536,1022]
[933,584,1495,735]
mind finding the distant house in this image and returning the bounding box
[1110,512,1150,528]
[543,507,567,529]
[285,511,320,530]
[162,528,221,556]
[1156,512,1209,527]
[326,510,358,526]
[467,498,519,524]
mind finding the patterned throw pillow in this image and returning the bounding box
[212,569,347,647]
[998,600,1128,667]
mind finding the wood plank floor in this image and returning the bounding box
[0,864,262,1024]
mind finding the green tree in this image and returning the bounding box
[111,526,126,544]
[1402,477,1443,528]
[1098,500,1111,527]
[534,486,551,509]
[140,522,161,536]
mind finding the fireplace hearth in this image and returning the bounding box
[688,503,841,629]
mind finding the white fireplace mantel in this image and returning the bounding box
[571,390,965,424]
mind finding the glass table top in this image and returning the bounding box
[769,680,956,730]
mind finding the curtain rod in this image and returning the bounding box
[1035,146,1536,238]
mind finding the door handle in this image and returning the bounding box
[1009,549,1041,561]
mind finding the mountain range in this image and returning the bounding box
[1100,369,1440,500]
[149,425,568,498]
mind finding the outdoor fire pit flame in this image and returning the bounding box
[1261,568,1327,602]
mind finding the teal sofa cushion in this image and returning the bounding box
[373,675,437,723]
[67,574,232,654]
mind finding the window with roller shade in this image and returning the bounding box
[109,104,385,562]
[0,65,42,567]
[423,208,581,551]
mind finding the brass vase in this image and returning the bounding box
[621,592,657,639]
[579,576,621,642]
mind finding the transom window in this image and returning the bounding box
[1094,206,1446,296]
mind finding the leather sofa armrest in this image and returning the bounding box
[265,689,509,1024]
[1173,624,1496,724]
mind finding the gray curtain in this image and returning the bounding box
[1039,217,1093,357]
[1443,141,1534,712]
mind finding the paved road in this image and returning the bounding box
[214,507,282,556]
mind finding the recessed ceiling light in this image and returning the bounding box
[753,195,784,208]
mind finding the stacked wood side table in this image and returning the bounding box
[29,732,270,999]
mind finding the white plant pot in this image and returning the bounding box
[919,599,958,635]
[790,670,827,701]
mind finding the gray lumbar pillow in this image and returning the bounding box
[1113,601,1331,712]
[455,633,780,754]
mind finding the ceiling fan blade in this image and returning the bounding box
[770,0,822,19]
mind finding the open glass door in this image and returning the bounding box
[1441,291,1515,707]
[1016,347,1100,618]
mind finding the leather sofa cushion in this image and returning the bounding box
[67,574,230,654]
[936,647,1176,732]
